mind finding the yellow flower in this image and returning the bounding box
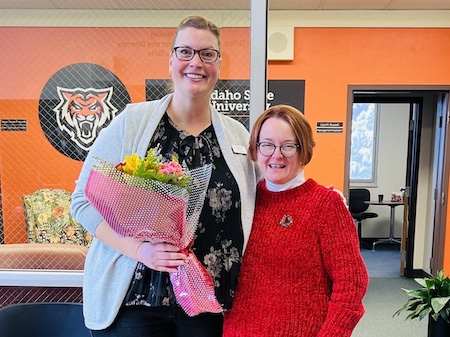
[118,153,143,175]
[114,147,190,188]
[85,231,93,244]
[66,224,75,237]
[37,213,49,225]
[50,235,61,243]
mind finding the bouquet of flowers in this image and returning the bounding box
[84,147,221,316]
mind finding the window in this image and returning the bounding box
[350,103,379,184]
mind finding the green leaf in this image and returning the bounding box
[394,270,450,324]
[417,306,432,321]
[431,297,450,313]
[415,278,427,288]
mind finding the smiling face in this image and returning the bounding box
[257,117,303,185]
[169,27,221,100]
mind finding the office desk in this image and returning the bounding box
[364,200,403,251]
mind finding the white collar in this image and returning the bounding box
[265,171,306,192]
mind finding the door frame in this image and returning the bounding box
[430,92,450,274]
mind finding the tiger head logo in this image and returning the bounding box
[53,87,118,151]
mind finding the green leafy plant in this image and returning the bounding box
[394,270,450,323]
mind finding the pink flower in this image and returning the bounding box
[159,161,184,175]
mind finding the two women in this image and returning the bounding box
[72,15,367,337]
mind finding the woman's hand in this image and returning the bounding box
[94,220,186,272]
[137,242,187,273]
[327,185,348,207]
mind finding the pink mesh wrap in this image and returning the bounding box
[85,160,222,316]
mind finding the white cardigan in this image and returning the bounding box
[71,94,260,330]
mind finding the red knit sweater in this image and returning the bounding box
[223,179,368,337]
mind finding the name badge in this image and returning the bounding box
[232,145,247,155]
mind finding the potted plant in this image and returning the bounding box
[394,270,450,337]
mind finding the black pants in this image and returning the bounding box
[90,306,223,337]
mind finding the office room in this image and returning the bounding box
[1,1,450,336]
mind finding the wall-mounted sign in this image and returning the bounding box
[1,119,27,131]
[146,79,305,128]
[38,63,131,161]
[316,122,343,134]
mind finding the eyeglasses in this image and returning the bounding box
[257,142,300,158]
[173,46,220,63]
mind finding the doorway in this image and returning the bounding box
[345,86,450,278]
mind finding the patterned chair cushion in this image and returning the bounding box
[23,189,92,246]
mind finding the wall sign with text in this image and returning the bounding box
[146,79,305,128]
[316,122,343,134]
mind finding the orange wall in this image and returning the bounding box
[268,27,450,273]
[1,27,449,274]
[270,28,450,187]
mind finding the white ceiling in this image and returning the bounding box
[271,0,450,10]
[1,0,450,10]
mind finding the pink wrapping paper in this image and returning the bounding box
[171,250,222,316]
[85,162,222,316]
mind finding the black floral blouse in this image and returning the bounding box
[124,113,243,310]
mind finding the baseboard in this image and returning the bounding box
[411,269,430,278]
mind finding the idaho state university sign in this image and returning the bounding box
[146,79,305,128]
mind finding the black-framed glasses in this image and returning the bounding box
[173,46,220,63]
[257,142,300,158]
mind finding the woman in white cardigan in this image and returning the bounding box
[71,16,260,337]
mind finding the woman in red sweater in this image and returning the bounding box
[223,105,369,337]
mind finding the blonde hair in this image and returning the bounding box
[248,105,316,166]
[171,16,221,49]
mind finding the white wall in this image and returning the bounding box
[358,103,409,239]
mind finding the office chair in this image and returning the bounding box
[349,188,378,249]
[0,302,90,337]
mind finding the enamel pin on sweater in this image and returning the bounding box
[280,215,293,228]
